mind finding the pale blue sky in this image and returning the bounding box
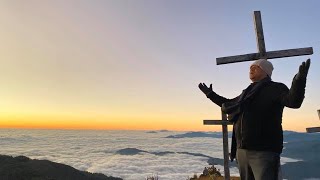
[0,1,319,130]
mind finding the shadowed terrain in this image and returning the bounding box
[0,155,122,180]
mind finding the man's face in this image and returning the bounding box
[249,65,268,82]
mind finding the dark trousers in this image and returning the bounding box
[236,148,281,180]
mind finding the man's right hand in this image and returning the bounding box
[198,83,213,96]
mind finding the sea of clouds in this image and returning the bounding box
[0,129,319,180]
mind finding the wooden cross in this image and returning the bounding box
[203,11,313,179]
[216,11,313,65]
[306,109,320,133]
[204,112,232,179]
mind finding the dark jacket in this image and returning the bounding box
[206,75,306,160]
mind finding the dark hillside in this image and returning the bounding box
[0,155,122,180]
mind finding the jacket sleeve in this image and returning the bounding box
[206,91,240,107]
[280,75,307,108]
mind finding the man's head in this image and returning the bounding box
[250,59,273,82]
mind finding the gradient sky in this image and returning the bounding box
[0,1,319,131]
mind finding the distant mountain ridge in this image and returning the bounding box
[165,131,229,138]
[0,155,122,180]
[115,148,238,168]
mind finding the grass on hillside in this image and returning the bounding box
[188,165,240,180]
[145,165,240,180]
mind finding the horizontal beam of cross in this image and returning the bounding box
[306,127,320,133]
[203,120,233,125]
[216,47,313,65]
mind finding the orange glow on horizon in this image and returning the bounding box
[0,113,311,132]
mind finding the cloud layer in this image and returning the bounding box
[0,129,319,179]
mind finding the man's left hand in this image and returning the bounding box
[296,59,311,79]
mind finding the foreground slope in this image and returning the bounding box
[0,155,122,180]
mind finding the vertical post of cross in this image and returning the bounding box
[254,11,267,58]
[221,111,230,180]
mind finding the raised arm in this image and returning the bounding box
[198,83,239,107]
[280,59,311,108]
